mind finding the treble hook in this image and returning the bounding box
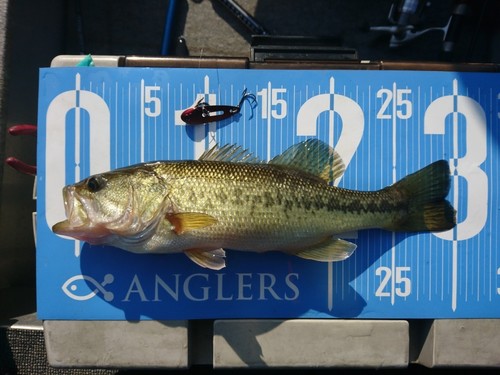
[237,88,257,111]
[181,88,257,125]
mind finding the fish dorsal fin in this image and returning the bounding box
[199,144,262,164]
[269,139,345,184]
[294,237,357,262]
[184,248,226,270]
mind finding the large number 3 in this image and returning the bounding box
[424,81,488,241]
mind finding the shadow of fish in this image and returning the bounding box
[52,139,456,270]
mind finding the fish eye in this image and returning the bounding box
[86,176,106,192]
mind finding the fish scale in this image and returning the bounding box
[149,160,435,247]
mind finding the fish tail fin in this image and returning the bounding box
[387,160,456,232]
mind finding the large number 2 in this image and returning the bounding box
[424,81,488,241]
[296,77,364,181]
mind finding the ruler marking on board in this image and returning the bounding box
[140,79,145,162]
[266,81,272,161]
[451,79,459,312]
[73,74,82,257]
[207,76,217,150]
[367,85,371,299]
[489,88,494,302]
[390,82,397,306]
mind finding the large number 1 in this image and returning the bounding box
[424,81,488,240]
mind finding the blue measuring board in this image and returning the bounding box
[37,67,500,320]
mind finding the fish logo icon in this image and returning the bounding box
[62,274,114,302]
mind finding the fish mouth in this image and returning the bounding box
[51,184,158,245]
[63,186,86,225]
[52,186,111,244]
[52,220,111,244]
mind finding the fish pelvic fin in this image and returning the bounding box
[388,160,456,232]
[166,212,217,235]
[293,238,357,262]
[184,248,226,270]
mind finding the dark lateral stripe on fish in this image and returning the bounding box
[322,190,405,215]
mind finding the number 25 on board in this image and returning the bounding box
[375,266,411,298]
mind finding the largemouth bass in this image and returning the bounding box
[52,139,456,270]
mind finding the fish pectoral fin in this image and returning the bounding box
[294,238,357,262]
[184,248,226,270]
[166,212,217,235]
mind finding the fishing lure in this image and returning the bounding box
[181,88,256,125]
[5,124,37,176]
